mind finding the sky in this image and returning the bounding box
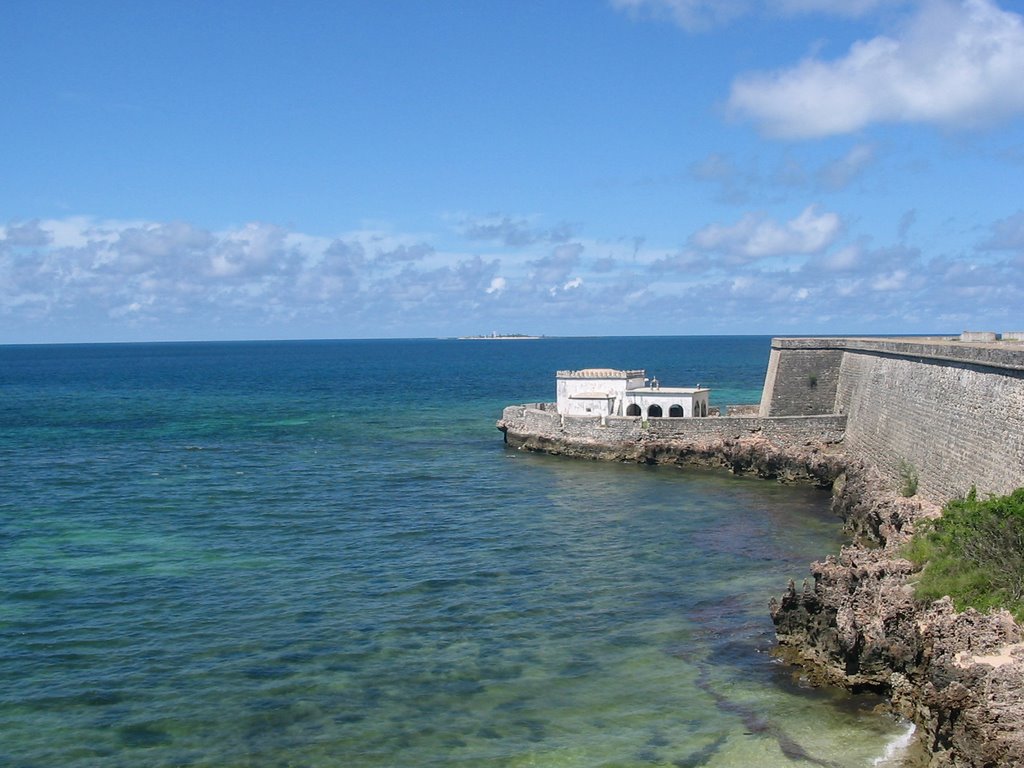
[2,0,1024,343]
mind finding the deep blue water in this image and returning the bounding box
[0,337,907,766]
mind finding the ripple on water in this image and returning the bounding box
[0,339,910,767]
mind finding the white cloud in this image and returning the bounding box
[690,144,879,202]
[817,143,876,189]
[4,213,1022,340]
[689,205,842,262]
[454,213,574,247]
[979,210,1024,251]
[528,243,584,285]
[729,0,1024,138]
[1,220,52,247]
[872,269,909,290]
[818,243,862,271]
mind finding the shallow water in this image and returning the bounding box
[0,338,908,766]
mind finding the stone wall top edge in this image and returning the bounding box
[517,405,844,425]
[771,336,1024,370]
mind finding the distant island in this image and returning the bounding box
[458,333,542,340]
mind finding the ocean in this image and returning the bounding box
[0,337,910,767]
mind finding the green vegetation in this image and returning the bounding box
[898,459,919,497]
[807,373,818,388]
[906,487,1024,621]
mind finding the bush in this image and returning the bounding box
[906,487,1024,621]
[898,459,918,497]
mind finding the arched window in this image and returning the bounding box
[647,404,663,418]
[669,404,684,417]
[701,402,707,417]
[626,403,641,416]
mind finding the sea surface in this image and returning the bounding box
[0,336,910,767]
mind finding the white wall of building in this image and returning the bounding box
[624,388,710,418]
[555,369,710,418]
[556,369,645,416]
[560,394,615,417]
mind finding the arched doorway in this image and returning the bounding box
[626,403,641,416]
[701,402,707,417]
[647,404,663,418]
[669,404,684,418]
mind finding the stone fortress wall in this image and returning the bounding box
[761,336,1024,501]
[501,334,1024,503]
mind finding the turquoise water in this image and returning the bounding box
[0,338,907,766]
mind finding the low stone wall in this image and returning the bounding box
[499,405,848,487]
[502,404,847,449]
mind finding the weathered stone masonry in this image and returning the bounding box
[501,402,847,448]
[762,337,1024,502]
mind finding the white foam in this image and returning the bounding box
[873,722,916,766]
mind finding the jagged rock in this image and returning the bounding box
[774,471,1024,767]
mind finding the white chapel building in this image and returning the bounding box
[555,368,710,419]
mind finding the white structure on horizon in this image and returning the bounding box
[555,368,710,418]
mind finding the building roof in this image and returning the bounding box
[556,368,645,378]
[624,387,710,396]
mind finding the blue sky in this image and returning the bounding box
[2,0,1024,342]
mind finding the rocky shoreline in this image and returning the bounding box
[774,461,1024,767]
[498,422,1024,767]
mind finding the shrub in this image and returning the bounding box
[898,459,919,497]
[906,487,1024,621]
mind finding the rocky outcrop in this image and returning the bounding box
[500,419,847,487]
[772,466,1024,767]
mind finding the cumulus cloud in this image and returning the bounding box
[455,213,574,247]
[1,220,52,248]
[729,0,1024,138]
[4,213,1022,340]
[816,143,876,189]
[528,243,584,286]
[374,243,434,264]
[690,144,878,202]
[818,243,863,271]
[979,210,1024,251]
[689,153,755,203]
[689,205,843,262]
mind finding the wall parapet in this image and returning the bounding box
[771,336,1024,374]
[498,404,847,450]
